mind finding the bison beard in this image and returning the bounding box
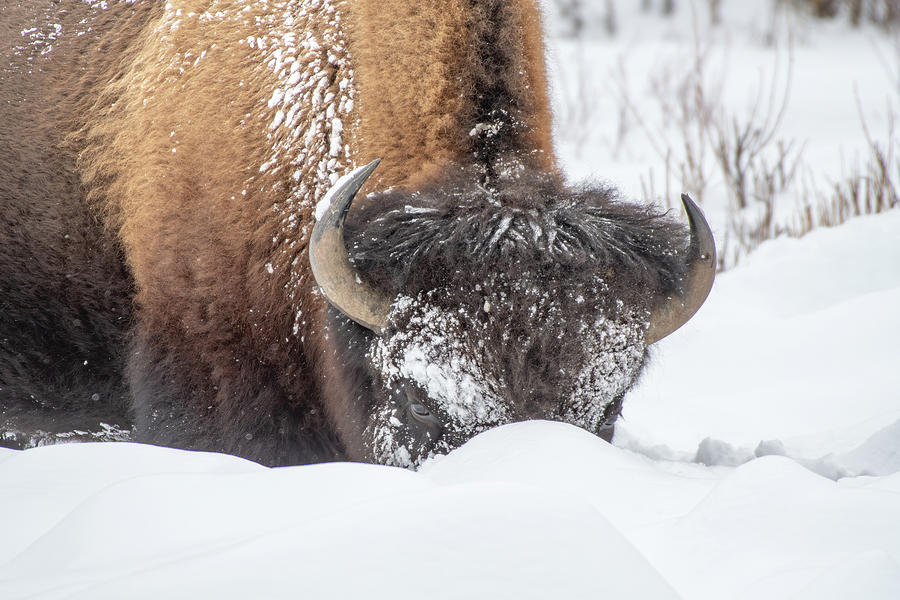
[0,0,714,467]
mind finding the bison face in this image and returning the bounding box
[311,161,715,468]
[364,281,649,467]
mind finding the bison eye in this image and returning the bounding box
[395,383,443,442]
[406,401,443,441]
[408,402,435,424]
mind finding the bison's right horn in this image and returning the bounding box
[645,194,716,345]
[309,160,392,333]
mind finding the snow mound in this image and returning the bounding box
[620,210,900,475]
[0,437,679,600]
[2,420,900,599]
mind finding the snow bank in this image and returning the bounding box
[0,440,679,600]
[2,419,899,599]
[620,209,900,477]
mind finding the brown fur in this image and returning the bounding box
[349,0,556,189]
[69,1,356,462]
[0,1,153,444]
[1,1,684,465]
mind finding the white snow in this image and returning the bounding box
[620,209,900,477]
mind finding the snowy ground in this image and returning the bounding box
[621,210,900,478]
[3,1,900,599]
[2,209,898,600]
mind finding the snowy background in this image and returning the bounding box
[2,1,899,598]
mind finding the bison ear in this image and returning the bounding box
[309,160,393,332]
[644,194,716,345]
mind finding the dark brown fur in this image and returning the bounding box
[0,1,151,445]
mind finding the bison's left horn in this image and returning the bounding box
[309,160,392,332]
[645,194,716,345]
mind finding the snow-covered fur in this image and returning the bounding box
[2,0,690,466]
[342,170,688,466]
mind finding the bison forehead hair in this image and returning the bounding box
[346,170,689,301]
[339,171,690,466]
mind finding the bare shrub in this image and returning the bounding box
[555,0,586,39]
[873,0,900,28]
[555,47,601,158]
[554,0,897,270]
[610,19,803,268]
[604,0,618,36]
[849,0,864,24]
[708,35,806,265]
[709,0,722,25]
[815,107,899,228]
[809,0,841,17]
[788,0,900,28]
[710,85,795,212]
[610,11,720,206]
[711,24,797,209]
[789,99,898,238]
[549,0,619,39]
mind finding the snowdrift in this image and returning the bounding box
[1,211,899,599]
[621,209,900,477]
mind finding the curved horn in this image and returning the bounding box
[309,160,392,332]
[645,194,716,345]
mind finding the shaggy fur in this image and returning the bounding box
[347,169,688,302]
[348,0,555,189]
[2,1,693,465]
[1,1,150,446]
[342,169,689,464]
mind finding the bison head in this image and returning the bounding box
[310,161,715,467]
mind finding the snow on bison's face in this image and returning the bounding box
[310,162,716,468]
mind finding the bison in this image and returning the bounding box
[0,0,714,467]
